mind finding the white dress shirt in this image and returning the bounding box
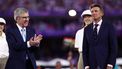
[16,24,26,42]
[75,28,84,52]
[93,19,102,34]
[16,24,31,48]
[0,32,9,58]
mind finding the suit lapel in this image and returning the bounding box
[26,27,30,41]
[26,27,33,41]
[97,21,106,42]
[87,23,94,41]
[87,22,106,45]
[14,26,24,42]
[90,23,94,36]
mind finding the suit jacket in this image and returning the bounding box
[83,20,118,69]
[5,24,37,69]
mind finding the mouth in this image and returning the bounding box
[24,21,29,24]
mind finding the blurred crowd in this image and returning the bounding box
[0,0,122,16]
[0,0,122,68]
[32,18,122,37]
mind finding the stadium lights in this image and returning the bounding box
[68,9,77,17]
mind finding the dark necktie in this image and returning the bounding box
[93,24,98,41]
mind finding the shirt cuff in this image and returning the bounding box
[85,66,89,69]
[27,41,31,48]
[107,64,113,68]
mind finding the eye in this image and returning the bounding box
[22,16,30,19]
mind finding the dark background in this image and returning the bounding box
[0,0,122,66]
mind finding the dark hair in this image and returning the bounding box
[82,22,86,28]
[79,18,85,28]
[90,4,104,13]
[0,23,6,32]
[3,25,6,33]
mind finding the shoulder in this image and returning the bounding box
[26,26,35,34]
[26,26,35,31]
[27,26,34,29]
[76,28,84,35]
[6,25,17,33]
[84,23,93,31]
[102,20,114,28]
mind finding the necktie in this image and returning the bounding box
[21,28,28,59]
[21,28,26,42]
[93,24,98,41]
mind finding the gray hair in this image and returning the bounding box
[14,8,28,20]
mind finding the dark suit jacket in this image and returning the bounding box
[83,20,118,69]
[5,25,37,69]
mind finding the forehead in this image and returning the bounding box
[91,7,101,11]
[19,12,29,16]
[83,15,92,18]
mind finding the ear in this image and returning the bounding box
[15,16,19,21]
[101,11,104,16]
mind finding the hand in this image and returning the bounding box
[34,34,43,42]
[29,34,43,46]
[106,66,113,69]
[85,66,90,69]
[29,37,40,46]
[85,68,89,69]
[33,34,42,42]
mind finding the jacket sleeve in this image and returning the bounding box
[82,29,89,67]
[107,23,118,66]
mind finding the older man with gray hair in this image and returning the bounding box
[5,7,43,69]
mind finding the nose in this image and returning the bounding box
[25,17,29,20]
[91,11,95,15]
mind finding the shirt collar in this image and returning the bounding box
[0,32,5,38]
[93,19,102,26]
[16,23,26,32]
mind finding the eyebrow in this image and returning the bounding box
[21,16,29,18]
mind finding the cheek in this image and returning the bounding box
[23,22,29,26]
[100,13,103,17]
[0,26,4,30]
[90,18,93,21]
[84,18,88,21]
[84,19,87,22]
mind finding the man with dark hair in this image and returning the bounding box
[83,4,118,69]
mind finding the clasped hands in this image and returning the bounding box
[29,34,43,46]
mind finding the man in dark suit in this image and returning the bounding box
[82,4,118,69]
[5,8,42,69]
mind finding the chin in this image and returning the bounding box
[24,23,29,27]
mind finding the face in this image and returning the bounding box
[83,15,93,26]
[55,62,61,69]
[0,24,5,32]
[16,12,29,28]
[91,7,103,21]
